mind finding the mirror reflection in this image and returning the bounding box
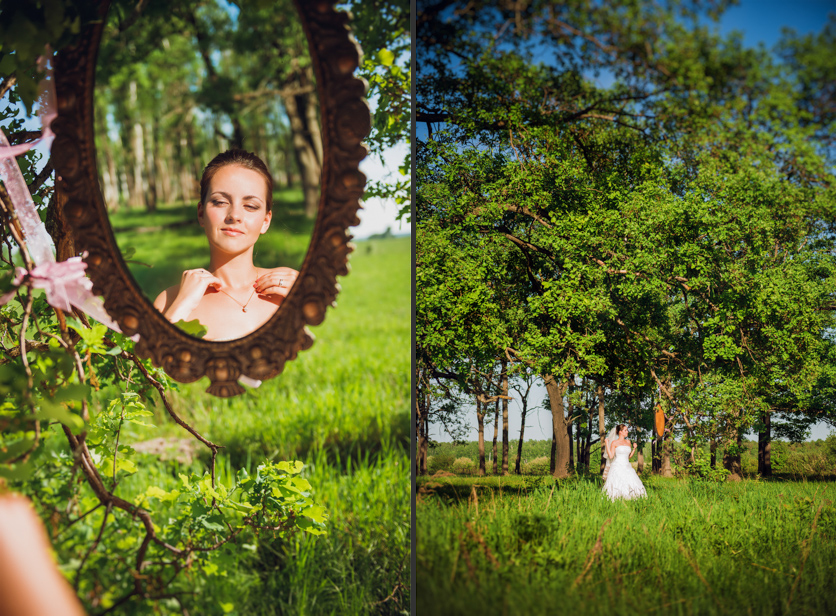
[94,0,320,340]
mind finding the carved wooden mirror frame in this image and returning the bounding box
[51,0,370,397]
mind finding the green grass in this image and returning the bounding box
[417,474,836,616]
[107,189,314,299]
[90,235,410,615]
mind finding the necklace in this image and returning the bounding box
[216,274,258,312]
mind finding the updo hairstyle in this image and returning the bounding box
[199,149,274,212]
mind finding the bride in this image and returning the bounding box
[154,149,298,341]
[602,424,647,501]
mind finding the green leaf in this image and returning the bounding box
[0,461,34,481]
[115,458,137,474]
[0,436,36,463]
[275,460,304,475]
[50,383,92,404]
[378,48,395,67]
[35,401,84,431]
[201,513,226,532]
[174,319,208,339]
[300,504,327,524]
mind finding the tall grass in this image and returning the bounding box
[417,475,836,615]
[93,233,409,614]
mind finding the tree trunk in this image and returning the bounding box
[282,89,322,219]
[723,429,743,480]
[515,396,527,475]
[758,411,772,477]
[567,422,574,472]
[476,397,486,477]
[598,383,606,474]
[128,81,147,210]
[585,396,593,467]
[415,379,428,476]
[545,375,570,478]
[660,432,673,478]
[143,119,157,212]
[94,95,120,211]
[549,430,556,474]
[636,432,644,475]
[492,398,499,475]
[567,383,574,472]
[651,437,659,474]
[501,362,509,476]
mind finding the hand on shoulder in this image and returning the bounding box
[255,267,298,301]
[154,269,222,323]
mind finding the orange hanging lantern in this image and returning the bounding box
[654,404,665,437]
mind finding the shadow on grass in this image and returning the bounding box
[417,470,607,503]
[195,409,411,473]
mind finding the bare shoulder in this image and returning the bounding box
[261,266,299,276]
[153,283,181,314]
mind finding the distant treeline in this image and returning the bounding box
[429,437,836,479]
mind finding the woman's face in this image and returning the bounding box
[198,164,272,255]
[619,426,628,438]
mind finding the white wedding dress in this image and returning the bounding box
[603,445,647,501]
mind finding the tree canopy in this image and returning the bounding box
[416,0,836,477]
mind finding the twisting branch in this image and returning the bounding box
[126,352,223,488]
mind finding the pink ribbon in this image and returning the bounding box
[0,49,124,334]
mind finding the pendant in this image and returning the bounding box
[243,307,247,312]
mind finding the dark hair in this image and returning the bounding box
[199,149,273,212]
[616,424,627,436]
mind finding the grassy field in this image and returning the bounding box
[86,231,410,614]
[417,471,836,616]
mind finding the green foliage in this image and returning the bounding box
[416,0,836,476]
[346,0,411,215]
[688,454,731,483]
[0,0,98,110]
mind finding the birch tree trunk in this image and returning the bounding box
[501,361,509,476]
[492,398,499,475]
[476,396,486,477]
[567,382,574,472]
[515,395,527,475]
[144,119,157,212]
[128,80,147,210]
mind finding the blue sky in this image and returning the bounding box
[426,0,836,444]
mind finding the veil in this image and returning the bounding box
[602,426,618,479]
[604,426,618,461]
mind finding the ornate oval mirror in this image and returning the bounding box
[51,0,370,397]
